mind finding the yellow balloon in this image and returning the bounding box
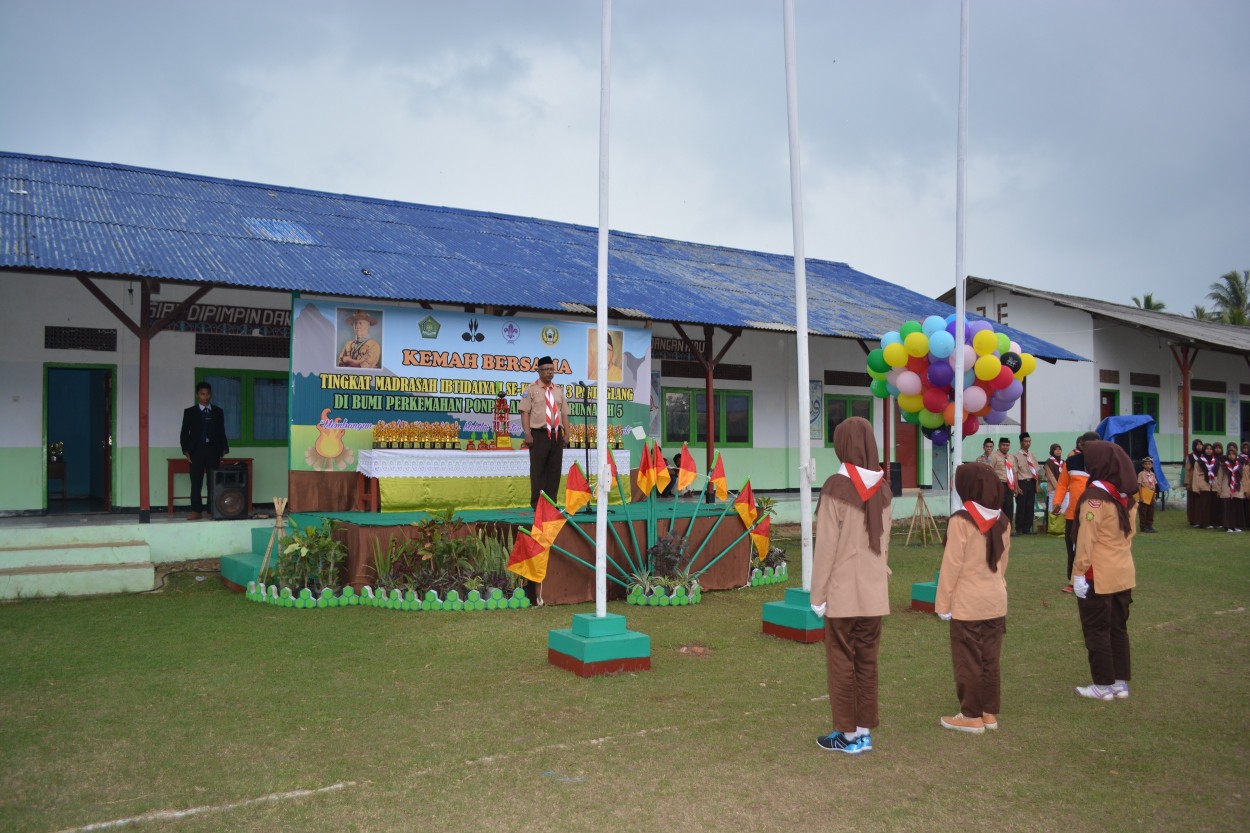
[974,354,1002,381]
[903,331,930,358]
[883,342,908,368]
[972,329,999,356]
[896,393,924,413]
[1018,352,1037,377]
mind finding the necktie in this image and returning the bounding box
[545,386,559,435]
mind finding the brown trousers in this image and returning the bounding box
[949,617,1005,717]
[824,616,882,733]
[1077,588,1132,685]
[1138,500,1155,530]
[528,427,564,508]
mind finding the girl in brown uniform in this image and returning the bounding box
[1218,443,1244,533]
[936,463,1011,733]
[810,417,892,754]
[1072,441,1139,700]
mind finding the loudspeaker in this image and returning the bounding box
[210,464,249,520]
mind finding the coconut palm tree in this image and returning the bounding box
[1191,305,1217,321]
[1206,270,1249,326]
[1131,293,1166,311]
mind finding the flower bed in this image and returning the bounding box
[246,582,530,611]
[625,582,702,607]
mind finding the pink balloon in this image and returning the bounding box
[962,385,988,413]
[896,371,922,396]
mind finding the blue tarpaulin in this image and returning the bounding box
[1094,415,1170,491]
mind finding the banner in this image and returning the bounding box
[289,299,652,472]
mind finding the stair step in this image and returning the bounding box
[0,541,150,571]
[0,562,154,599]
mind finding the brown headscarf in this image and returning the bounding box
[949,462,1011,572]
[823,416,892,555]
[1075,440,1138,537]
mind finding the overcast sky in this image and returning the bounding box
[1,0,1246,311]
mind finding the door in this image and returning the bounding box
[1242,402,1249,444]
[894,409,919,489]
[45,365,114,512]
[1099,389,1119,421]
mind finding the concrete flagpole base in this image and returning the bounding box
[761,587,824,643]
[548,612,651,677]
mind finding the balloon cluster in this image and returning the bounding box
[865,315,1039,446]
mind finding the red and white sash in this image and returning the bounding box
[838,463,884,502]
[963,500,1001,534]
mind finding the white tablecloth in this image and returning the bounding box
[357,448,630,480]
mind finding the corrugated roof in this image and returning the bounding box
[939,277,1250,355]
[1,152,1084,361]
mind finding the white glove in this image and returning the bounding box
[937,612,952,621]
[811,602,827,617]
[1073,575,1090,599]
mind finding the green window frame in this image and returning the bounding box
[197,367,289,447]
[1192,396,1225,435]
[1131,391,1159,424]
[824,394,873,447]
[661,387,752,448]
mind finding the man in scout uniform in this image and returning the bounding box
[1011,432,1039,534]
[990,437,1016,530]
[338,310,381,369]
[521,356,570,509]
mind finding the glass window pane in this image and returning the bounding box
[664,391,691,445]
[205,375,242,440]
[724,393,750,444]
[826,398,849,439]
[850,399,872,421]
[695,393,709,444]
[252,377,288,441]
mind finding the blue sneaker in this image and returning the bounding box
[817,731,872,754]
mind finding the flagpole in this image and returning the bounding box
[593,0,613,619]
[950,0,970,514]
[782,0,815,590]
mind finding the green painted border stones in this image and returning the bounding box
[749,561,788,587]
[625,582,702,607]
[245,582,530,612]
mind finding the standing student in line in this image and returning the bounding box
[1072,441,1139,701]
[1185,439,1206,528]
[1136,456,1158,533]
[935,463,1011,734]
[1011,432,1039,534]
[1196,443,1220,528]
[1217,443,1244,533]
[1053,432,1099,592]
[810,417,893,755]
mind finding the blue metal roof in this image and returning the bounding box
[0,152,1084,361]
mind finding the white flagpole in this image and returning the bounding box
[782,0,815,590]
[950,0,970,514]
[594,0,613,618]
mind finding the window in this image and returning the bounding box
[824,395,873,446]
[1131,391,1159,424]
[1192,396,1225,434]
[662,388,752,447]
[198,368,289,446]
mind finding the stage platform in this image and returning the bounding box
[222,500,755,606]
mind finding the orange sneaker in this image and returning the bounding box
[982,713,998,730]
[940,713,985,734]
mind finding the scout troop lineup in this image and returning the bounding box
[809,418,1143,754]
[1184,439,1250,533]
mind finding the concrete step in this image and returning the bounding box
[0,538,154,599]
[221,551,268,591]
[0,540,149,571]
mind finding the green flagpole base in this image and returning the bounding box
[910,569,940,613]
[548,612,652,677]
[761,587,824,643]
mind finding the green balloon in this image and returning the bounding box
[901,409,921,424]
[996,332,1011,354]
[867,366,888,381]
[899,320,923,338]
[866,348,890,374]
[919,409,946,428]
[870,379,890,398]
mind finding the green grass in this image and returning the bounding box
[1,508,1247,832]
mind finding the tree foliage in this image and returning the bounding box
[1205,269,1250,326]
[1131,292,1166,311]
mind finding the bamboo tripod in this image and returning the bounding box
[905,492,942,546]
[257,497,289,580]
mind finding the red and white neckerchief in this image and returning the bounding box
[1202,455,1219,483]
[837,463,884,502]
[962,500,1001,534]
[1088,480,1129,508]
[1002,454,1016,489]
[1024,451,1038,478]
[1140,470,1157,490]
[1224,458,1243,491]
[544,385,561,434]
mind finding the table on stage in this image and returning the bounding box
[354,448,631,512]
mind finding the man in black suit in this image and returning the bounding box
[179,381,229,520]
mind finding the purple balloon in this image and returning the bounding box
[931,427,950,446]
[927,361,954,388]
[989,390,1014,411]
[1004,379,1024,400]
[984,409,1008,425]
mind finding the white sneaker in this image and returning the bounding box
[1075,683,1116,700]
[1110,681,1130,699]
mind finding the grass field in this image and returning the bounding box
[1,507,1247,833]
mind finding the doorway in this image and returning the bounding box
[894,409,919,489]
[1100,389,1120,421]
[44,365,114,513]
